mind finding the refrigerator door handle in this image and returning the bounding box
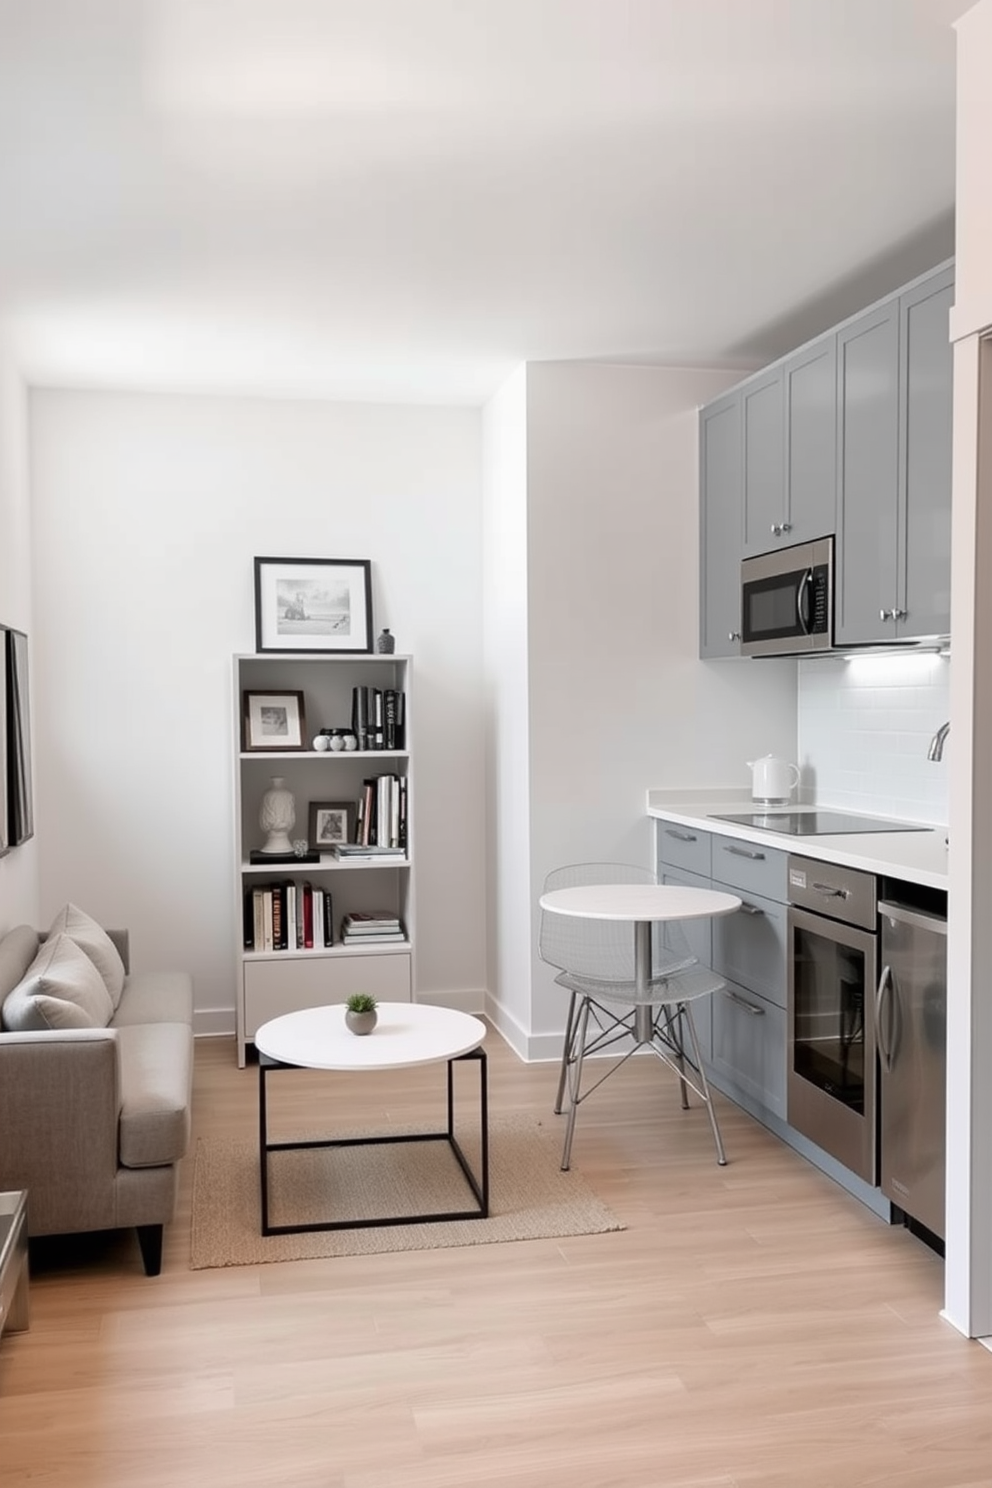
[875,963,894,1073]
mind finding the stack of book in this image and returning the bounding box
[340,911,406,945]
[331,843,405,862]
[355,773,407,849]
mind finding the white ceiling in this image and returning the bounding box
[0,0,970,405]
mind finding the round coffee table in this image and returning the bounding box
[254,1002,488,1235]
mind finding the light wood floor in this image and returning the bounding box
[1,1029,989,1488]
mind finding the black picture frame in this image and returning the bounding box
[0,630,8,858]
[5,628,33,847]
[254,556,374,654]
[242,690,308,752]
[309,799,355,850]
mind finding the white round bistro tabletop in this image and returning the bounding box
[255,1002,487,1072]
[539,883,741,922]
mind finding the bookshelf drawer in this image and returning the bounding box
[244,953,412,1038]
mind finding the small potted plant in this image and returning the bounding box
[344,992,378,1035]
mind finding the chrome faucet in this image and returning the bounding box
[927,721,950,761]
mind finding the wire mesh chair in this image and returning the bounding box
[539,862,728,1171]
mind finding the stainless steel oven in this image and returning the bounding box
[786,855,877,1183]
[741,536,833,656]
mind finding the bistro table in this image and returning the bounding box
[539,882,741,1168]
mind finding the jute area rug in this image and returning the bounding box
[190,1112,625,1269]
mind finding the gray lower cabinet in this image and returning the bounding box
[699,392,742,658]
[656,825,788,1117]
[835,261,954,646]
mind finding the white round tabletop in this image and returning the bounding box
[539,883,741,922]
[255,1002,487,1072]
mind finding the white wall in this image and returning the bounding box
[498,360,798,1055]
[0,340,38,929]
[481,366,532,1049]
[27,390,486,1029]
[951,0,992,342]
[798,652,950,823]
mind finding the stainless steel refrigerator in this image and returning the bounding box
[875,901,948,1241]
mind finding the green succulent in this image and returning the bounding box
[345,993,378,1014]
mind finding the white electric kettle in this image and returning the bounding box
[747,754,800,805]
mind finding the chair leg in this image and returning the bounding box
[681,1002,727,1167]
[136,1224,164,1276]
[554,988,579,1116]
[560,995,592,1171]
[654,1003,690,1108]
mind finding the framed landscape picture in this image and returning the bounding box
[254,557,373,654]
[5,628,33,847]
[242,690,307,751]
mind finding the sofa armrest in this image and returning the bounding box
[0,1029,122,1234]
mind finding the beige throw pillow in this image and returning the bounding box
[48,902,126,1007]
[2,933,114,1031]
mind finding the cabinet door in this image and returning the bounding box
[784,335,836,546]
[699,393,743,658]
[710,983,787,1119]
[834,299,900,645]
[897,265,954,641]
[710,887,788,1010]
[741,369,786,557]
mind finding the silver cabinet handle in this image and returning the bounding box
[664,829,696,843]
[724,988,765,1016]
[880,608,892,621]
[770,522,792,536]
[812,882,849,898]
[892,608,906,620]
[739,901,764,916]
[728,630,742,643]
[725,844,766,860]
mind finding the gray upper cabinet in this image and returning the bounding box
[835,262,953,646]
[741,369,785,557]
[898,265,954,641]
[783,335,837,546]
[699,391,742,658]
[834,300,901,646]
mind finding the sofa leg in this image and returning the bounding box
[136,1224,164,1276]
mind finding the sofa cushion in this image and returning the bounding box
[48,903,126,1008]
[0,925,41,1017]
[110,970,194,1029]
[2,933,115,1032]
[116,1022,193,1168]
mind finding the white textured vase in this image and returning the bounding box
[259,776,296,854]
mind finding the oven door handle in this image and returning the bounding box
[875,963,894,1073]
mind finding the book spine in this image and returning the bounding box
[262,891,274,952]
[286,883,297,951]
[323,889,334,946]
[395,690,405,750]
[383,689,397,749]
[302,882,314,949]
[272,882,285,951]
[398,776,408,852]
[352,685,369,751]
[373,688,384,749]
[243,890,255,950]
[313,888,324,950]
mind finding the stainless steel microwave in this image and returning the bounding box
[740,537,833,657]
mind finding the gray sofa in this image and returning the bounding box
[0,914,193,1276]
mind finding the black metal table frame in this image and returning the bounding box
[258,1046,489,1235]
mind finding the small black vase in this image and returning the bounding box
[376,628,396,654]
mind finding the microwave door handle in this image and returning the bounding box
[797,568,813,635]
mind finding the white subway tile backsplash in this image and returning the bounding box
[798,653,949,824]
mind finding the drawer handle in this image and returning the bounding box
[725,845,766,861]
[812,882,849,899]
[664,829,697,843]
[724,988,765,1016]
[739,901,764,916]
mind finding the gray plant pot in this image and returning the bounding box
[345,1008,378,1035]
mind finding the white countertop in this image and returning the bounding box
[646,789,949,890]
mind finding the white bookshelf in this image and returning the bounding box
[233,652,413,1066]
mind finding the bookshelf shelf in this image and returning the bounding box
[233,652,414,1066]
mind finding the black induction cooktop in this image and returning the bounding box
[708,810,931,837]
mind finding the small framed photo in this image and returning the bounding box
[309,800,355,850]
[242,691,307,751]
[254,556,374,654]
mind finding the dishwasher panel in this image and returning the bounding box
[876,901,947,1241]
